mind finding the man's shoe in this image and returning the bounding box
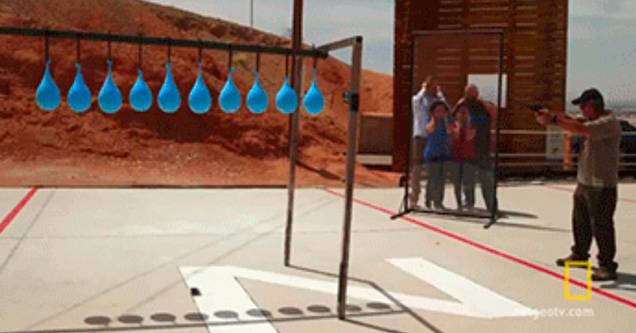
[592,267,618,281]
[433,203,446,211]
[556,254,588,267]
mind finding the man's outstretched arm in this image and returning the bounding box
[535,109,590,137]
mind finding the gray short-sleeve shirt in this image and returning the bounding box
[577,112,621,187]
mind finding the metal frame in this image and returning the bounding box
[391,30,505,229]
[283,35,363,320]
[1,19,363,322]
[0,27,328,58]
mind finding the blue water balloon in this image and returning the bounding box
[129,69,153,112]
[304,68,324,115]
[158,63,181,113]
[67,63,92,112]
[276,76,298,114]
[36,59,61,111]
[98,60,123,114]
[188,62,212,114]
[247,70,268,114]
[220,68,241,113]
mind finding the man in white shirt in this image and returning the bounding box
[410,74,445,208]
[535,88,621,281]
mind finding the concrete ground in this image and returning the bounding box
[1,183,635,332]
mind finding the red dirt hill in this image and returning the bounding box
[0,0,396,187]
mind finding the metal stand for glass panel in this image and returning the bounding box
[391,30,505,229]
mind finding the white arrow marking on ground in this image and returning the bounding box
[180,258,535,332]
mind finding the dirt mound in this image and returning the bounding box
[0,0,397,187]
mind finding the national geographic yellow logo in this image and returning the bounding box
[564,261,592,301]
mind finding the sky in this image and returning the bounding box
[146,0,636,104]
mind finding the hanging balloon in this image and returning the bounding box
[304,68,324,115]
[220,68,241,113]
[158,40,181,113]
[130,69,153,112]
[98,60,123,114]
[276,76,298,114]
[129,39,152,112]
[68,38,91,113]
[247,70,268,114]
[158,63,181,113]
[276,55,297,114]
[67,63,92,112]
[36,58,61,111]
[189,61,212,114]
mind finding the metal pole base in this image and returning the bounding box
[390,209,413,220]
[484,218,497,229]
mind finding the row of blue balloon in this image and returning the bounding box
[36,59,325,115]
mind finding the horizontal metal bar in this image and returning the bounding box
[493,130,636,136]
[499,153,636,158]
[499,162,636,167]
[0,26,328,58]
[412,29,504,36]
[494,130,560,135]
[317,36,362,52]
[498,161,568,164]
[499,153,560,157]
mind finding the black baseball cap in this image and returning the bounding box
[572,88,604,109]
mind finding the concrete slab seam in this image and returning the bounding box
[0,190,55,278]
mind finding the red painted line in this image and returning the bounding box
[543,184,636,205]
[0,188,38,235]
[323,188,636,309]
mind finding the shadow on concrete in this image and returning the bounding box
[411,208,570,233]
[297,161,343,182]
[599,271,636,293]
[1,308,410,333]
[288,264,445,333]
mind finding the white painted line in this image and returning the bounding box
[388,258,535,318]
[180,257,536,326]
[181,267,278,333]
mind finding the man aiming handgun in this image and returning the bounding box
[534,88,622,281]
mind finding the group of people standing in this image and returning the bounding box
[409,74,496,213]
[410,76,622,281]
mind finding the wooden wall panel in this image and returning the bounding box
[393,0,569,171]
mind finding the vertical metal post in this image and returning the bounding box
[337,36,363,320]
[404,34,416,213]
[284,0,304,266]
[250,0,254,28]
[485,32,504,229]
[391,35,415,219]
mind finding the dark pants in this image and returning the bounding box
[449,162,476,208]
[454,161,495,212]
[427,161,447,206]
[409,137,435,207]
[409,137,430,207]
[571,184,618,271]
[475,164,496,213]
